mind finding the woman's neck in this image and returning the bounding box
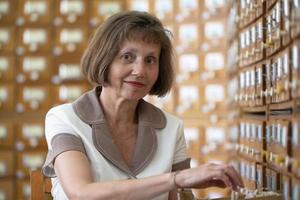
[99,90,138,125]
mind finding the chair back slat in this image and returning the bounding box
[30,170,52,200]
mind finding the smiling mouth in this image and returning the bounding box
[124,81,146,88]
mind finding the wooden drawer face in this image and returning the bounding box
[0,0,16,24]
[282,176,291,200]
[291,0,300,39]
[0,151,14,177]
[176,0,200,21]
[227,77,238,106]
[17,55,52,83]
[53,0,88,25]
[175,85,201,115]
[127,0,150,12]
[265,2,282,57]
[0,84,15,112]
[177,53,200,84]
[52,84,90,104]
[203,0,227,17]
[273,48,291,103]
[16,27,51,54]
[144,90,175,113]
[291,40,300,99]
[204,126,226,147]
[238,67,256,107]
[239,28,251,67]
[255,63,265,106]
[89,0,124,27]
[254,19,264,63]
[154,0,173,22]
[15,120,46,150]
[17,0,52,25]
[292,177,300,200]
[184,126,201,158]
[53,27,87,55]
[239,159,256,190]
[0,56,15,82]
[227,40,238,73]
[266,168,281,192]
[0,27,15,52]
[281,0,292,47]
[16,151,46,179]
[292,115,300,177]
[266,118,291,170]
[16,85,51,112]
[52,56,83,82]
[200,51,226,79]
[17,180,31,200]
[176,22,200,51]
[256,164,265,189]
[202,20,226,49]
[265,59,273,105]
[0,180,14,200]
[239,118,265,162]
[0,121,14,148]
[266,0,278,9]
[238,71,246,106]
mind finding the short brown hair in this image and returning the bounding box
[81,11,174,97]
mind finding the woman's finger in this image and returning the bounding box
[213,164,244,189]
[224,166,244,188]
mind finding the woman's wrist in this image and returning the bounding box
[172,171,182,189]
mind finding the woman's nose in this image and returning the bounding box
[132,59,146,77]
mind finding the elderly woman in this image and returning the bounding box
[42,11,243,200]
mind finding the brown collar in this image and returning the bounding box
[72,86,166,177]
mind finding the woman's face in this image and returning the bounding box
[105,39,160,101]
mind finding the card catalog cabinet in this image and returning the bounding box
[0,1,234,199]
[231,0,300,196]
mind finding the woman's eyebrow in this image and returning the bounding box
[119,48,137,53]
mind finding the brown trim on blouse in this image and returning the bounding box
[72,86,167,176]
[171,158,191,171]
[42,133,87,178]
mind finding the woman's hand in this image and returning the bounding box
[174,163,244,191]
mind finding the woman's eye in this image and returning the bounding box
[121,53,134,62]
[145,56,157,65]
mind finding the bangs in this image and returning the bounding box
[125,27,165,44]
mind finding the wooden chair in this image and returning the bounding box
[30,170,52,200]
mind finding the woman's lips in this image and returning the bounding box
[124,81,145,88]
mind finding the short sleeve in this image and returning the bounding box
[42,107,86,178]
[172,121,191,171]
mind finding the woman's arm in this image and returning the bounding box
[54,151,175,200]
[54,151,244,200]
